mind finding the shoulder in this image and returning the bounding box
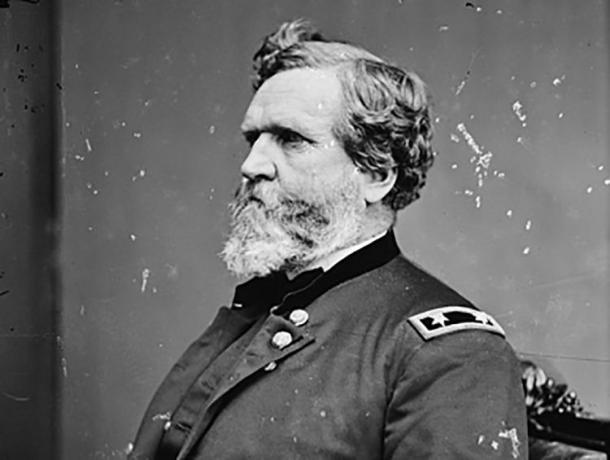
[388,304,519,400]
[360,255,516,370]
[330,252,511,348]
[386,307,520,414]
[325,252,520,385]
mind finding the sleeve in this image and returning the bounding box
[384,325,528,459]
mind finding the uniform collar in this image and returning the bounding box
[231,230,400,316]
[287,231,388,278]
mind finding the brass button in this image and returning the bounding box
[289,309,309,326]
[271,331,292,349]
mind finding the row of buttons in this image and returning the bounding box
[270,309,309,349]
[158,309,312,436]
[153,310,312,437]
[265,309,309,372]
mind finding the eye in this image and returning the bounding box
[274,129,309,150]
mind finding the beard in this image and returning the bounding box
[221,170,365,279]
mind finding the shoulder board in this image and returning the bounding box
[407,306,505,341]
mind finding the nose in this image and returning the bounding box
[240,134,277,182]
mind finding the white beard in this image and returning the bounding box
[221,170,365,279]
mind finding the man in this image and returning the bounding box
[129,20,527,459]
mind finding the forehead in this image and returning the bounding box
[241,68,343,133]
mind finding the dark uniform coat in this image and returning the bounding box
[130,232,527,459]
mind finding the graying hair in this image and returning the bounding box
[252,19,435,210]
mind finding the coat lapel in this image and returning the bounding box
[176,314,316,460]
[129,306,258,460]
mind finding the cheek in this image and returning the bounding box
[276,162,322,192]
[278,145,356,192]
[295,167,333,190]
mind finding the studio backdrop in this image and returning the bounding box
[0,0,607,458]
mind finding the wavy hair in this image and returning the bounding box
[252,19,435,210]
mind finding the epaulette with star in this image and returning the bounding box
[407,306,505,341]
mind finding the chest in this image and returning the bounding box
[191,322,391,460]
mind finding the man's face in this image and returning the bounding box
[222,68,367,279]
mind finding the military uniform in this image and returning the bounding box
[130,232,527,459]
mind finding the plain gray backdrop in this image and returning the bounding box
[1,1,608,458]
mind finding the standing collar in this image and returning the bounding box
[231,230,400,315]
[288,231,388,278]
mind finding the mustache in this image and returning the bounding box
[232,180,268,207]
[231,180,294,212]
[229,180,330,226]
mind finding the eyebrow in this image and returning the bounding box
[240,108,322,135]
[241,123,314,142]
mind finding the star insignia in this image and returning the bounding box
[429,311,449,327]
[472,310,490,324]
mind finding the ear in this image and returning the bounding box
[360,167,397,205]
